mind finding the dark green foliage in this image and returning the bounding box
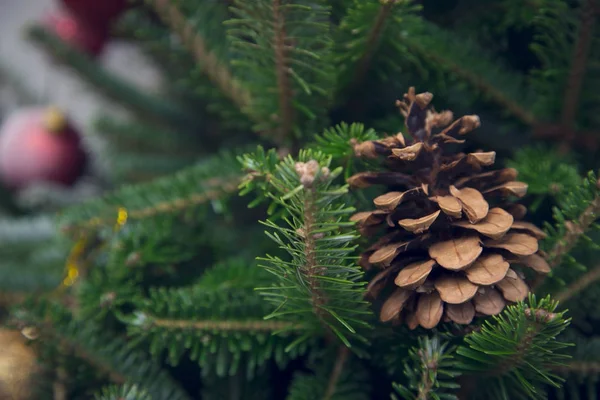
[57,151,243,232]
[540,170,600,288]
[12,299,190,400]
[200,372,273,400]
[239,146,283,211]
[121,258,309,378]
[334,0,423,91]
[457,295,571,400]
[120,4,251,131]
[94,384,153,400]
[250,149,373,349]
[392,336,460,400]
[0,216,67,292]
[311,122,379,176]
[507,146,581,201]
[4,0,597,398]
[286,348,370,400]
[227,0,335,142]
[550,332,600,400]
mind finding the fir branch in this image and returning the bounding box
[547,190,600,269]
[273,0,295,144]
[94,384,152,400]
[118,7,251,131]
[58,152,243,233]
[228,1,335,143]
[531,171,600,292]
[381,15,538,126]
[506,145,581,202]
[560,0,596,142]
[303,178,329,325]
[350,0,396,91]
[335,0,422,92]
[94,116,202,155]
[122,259,308,378]
[148,0,252,111]
[26,25,193,128]
[392,336,459,400]
[286,348,370,400]
[456,295,571,400]
[149,317,295,332]
[412,44,537,126]
[552,361,600,375]
[250,149,373,349]
[555,263,600,303]
[324,346,350,400]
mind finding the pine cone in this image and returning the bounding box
[348,88,550,329]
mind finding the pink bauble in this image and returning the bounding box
[0,107,87,189]
[45,11,108,56]
[60,0,129,30]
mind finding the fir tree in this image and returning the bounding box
[0,0,599,399]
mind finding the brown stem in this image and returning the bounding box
[303,188,327,322]
[151,317,297,332]
[63,179,240,234]
[552,361,600,375]
[417,370,435,400]
[560,0,596,146]
[273,0,295,145]
[532,124,600,151]
[323,346,350,400]
[556,264,600,303]
[408,45,537,127]
[351,1,396,90]
[151,0,252,110]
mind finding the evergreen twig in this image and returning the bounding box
[323,346,350,400]
[392,336,459,400]
[62,180,238,233]
[552,362,600,375]
[560,0,596,146]
[273,0,295,144]
[548,194,600,269]
[457,296,570,399]
[150,317,297,332]
[149,0,252,110]
[252,149,372,348]
[555,264,600,303]
[414,46,537,126]
[350,1,396,91]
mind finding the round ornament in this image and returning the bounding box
[0,328,38,400]
[45,11,108,56]
[0,107,87,189]
[60,0,129,30]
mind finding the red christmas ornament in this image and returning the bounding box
[60,0,129,30]
[0,107,87,189]
[45,11,108,56]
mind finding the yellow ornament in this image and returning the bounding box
[0,328,38,399]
